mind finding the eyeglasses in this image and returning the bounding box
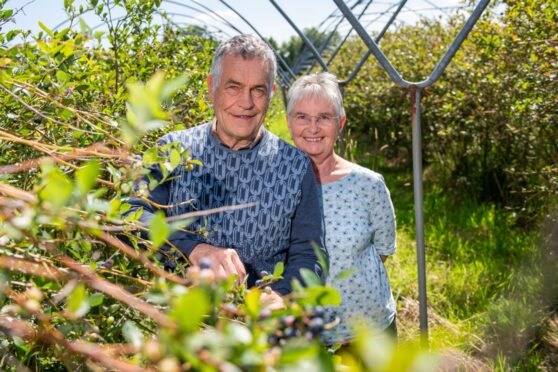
[290,113,338,127]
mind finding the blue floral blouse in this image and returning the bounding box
[319,163,397,345]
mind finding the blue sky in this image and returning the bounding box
[5,0,470,44]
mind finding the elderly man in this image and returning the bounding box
[127,35,325,305]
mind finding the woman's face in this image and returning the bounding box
[287,95,346,161]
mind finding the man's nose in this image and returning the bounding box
[238,89,255,108]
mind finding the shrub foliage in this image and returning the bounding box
[332,0,557,225]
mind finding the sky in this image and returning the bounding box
[5,0,473,44]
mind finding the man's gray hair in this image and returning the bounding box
[287,72,345,119]
[211,34,277,96]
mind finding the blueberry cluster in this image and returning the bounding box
[268,306,326,345]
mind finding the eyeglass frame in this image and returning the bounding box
[288,112,340,127]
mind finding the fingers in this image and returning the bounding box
[260,290,285,311]
[229,250,247,279]
[189,244,246,281]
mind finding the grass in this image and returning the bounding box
[265,104,556,369]
[377,165,556,369]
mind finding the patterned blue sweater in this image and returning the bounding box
[127,123,325,294]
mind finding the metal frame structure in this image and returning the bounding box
[54,0,492,346]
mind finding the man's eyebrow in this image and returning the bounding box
[224,78,242,86]
[252,83,268,90]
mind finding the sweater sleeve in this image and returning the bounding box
[270,164,327,295]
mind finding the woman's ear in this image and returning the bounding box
[339,115,347,131]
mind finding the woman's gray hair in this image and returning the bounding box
[211,34,277,96]
[287,72,345,118]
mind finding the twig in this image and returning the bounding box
[93,230,191,287]
[5,289,150,372]
[9,80,126,145]
[51,249,176,329]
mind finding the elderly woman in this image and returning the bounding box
[286,72,397,345]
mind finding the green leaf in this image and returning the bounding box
[160,74,188,101]
[149,211,169,249]
[244,287,261,320]
[312,241,328,278]
[122,320,143,348]
[169,148,181,170]
[79,18,90,33]
[170,288,210,332]
[273,261,284,278]
[279,339,320,364]
[56,70,69,84]
[299,268,321,287]
[88,293,104,307]
[66,284,90,318]
[75,161,100,195]
[333,268,357,281]
[304,286,341,306]
[38,21,54,38]
[39,165,74,210]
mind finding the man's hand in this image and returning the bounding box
[260,290,286,311]
[189,243,246,281]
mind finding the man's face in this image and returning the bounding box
[208,54,274,150]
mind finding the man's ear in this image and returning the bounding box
[207,74,215,103]
[270,82,277,98]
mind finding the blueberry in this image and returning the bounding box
[284,327,298,338]
[309,317,324,334]
[268,334,279,345]
[259,270,270,278]
[255,279,264,287]
[102,260,113,269]
[311,305,325,318]
[199,258,212,270]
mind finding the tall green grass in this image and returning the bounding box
[378,166,555,368]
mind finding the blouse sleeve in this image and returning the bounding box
[369,174,396,256]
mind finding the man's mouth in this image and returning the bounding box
[304,137,323,142]
[232,113,256,119]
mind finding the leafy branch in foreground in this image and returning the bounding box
[0,70,366,371]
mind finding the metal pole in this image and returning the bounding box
[411,87,428,347]
[269,0,330,72]
[338,83,346,157]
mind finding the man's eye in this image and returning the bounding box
[226,85,241,93]
[252,87,267,97]
[320,114,333,121]
[296,114,307,121]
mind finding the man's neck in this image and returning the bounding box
[211,120,263,150]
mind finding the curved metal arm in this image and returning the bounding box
[333,0,491,88]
